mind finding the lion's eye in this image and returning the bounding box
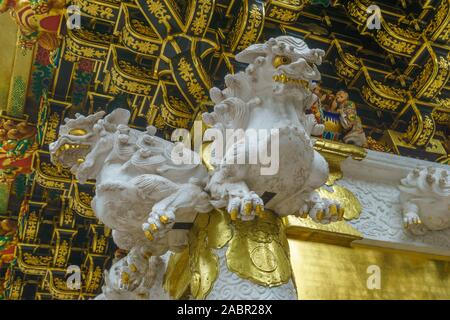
[273,55,291,68]
[69,129,87,136]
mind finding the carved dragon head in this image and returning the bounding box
[49,108,131,182]
[235,35,325,97]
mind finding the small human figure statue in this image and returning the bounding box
[305,83,326,136]
[308,83,342,141]
[332,90,367,147]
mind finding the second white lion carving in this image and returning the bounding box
[399,167,450,235]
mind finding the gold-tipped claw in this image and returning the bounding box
[244,202,253,215]
[230,208,239,221]
[255,204,264,216]
[316,211,325,221]
[405,218,422,228]
[300,211,308,219]
[159,215,170,224]
[129,264,138,273]
[144,230,154,241]
[329,205,338,217]
[338,207,345,220]
[121,272,130,284]
[150,223,158,232]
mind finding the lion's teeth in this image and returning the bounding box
[273,74,308,88]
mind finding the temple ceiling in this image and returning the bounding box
[0,0,448,299]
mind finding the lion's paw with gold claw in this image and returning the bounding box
[142,209,175,241]
[300,191,344,224]
[227,191,264,221]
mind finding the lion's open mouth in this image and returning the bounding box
[273,74,309,89]
[52,143,90,169]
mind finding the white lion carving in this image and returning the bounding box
[399,166,450,235]
[50,36,345,300]
[204,36,344,222]
[49,109,212,294]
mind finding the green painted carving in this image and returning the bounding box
[7,76,26,117]
[0,183,9,214]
